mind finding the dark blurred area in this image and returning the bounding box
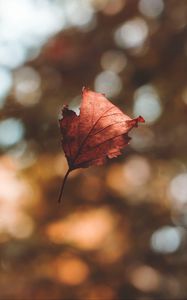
[0,0,187,299]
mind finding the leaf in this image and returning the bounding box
[58,88,145,202]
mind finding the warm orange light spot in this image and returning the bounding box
[96,231,130,264]
[56,256,89,285]
[0,156,37,238]
[86,284,116,300]
[106,156,154,203]
[46,207,115,250]
[103,0,125,15]
[129,265,160,292]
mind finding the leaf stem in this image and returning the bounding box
[58,169,71,203]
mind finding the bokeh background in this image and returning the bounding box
[0,0,187,299]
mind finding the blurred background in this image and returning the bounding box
[0,0,187,299]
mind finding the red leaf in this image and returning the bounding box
[58,88,145,202]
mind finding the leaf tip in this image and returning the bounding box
[62,104,69,113]
[82,86,90,94]
[138,115,145,123]
[126,116,145,128]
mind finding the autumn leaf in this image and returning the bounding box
[58,88,145,202]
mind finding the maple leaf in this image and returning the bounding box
[58,88,145,202]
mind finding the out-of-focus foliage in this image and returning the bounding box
[0,0,187,299]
